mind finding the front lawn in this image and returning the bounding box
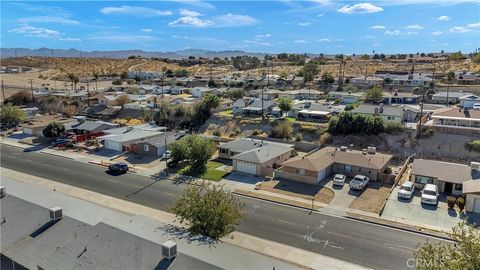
[218,109,233,117]
[176,161,228,181]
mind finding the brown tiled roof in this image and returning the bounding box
[411,159,472,184]
[281,147,392,171]
[432,107,480,120]
[463,180,480,194]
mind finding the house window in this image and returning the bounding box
[415,175,433,185]
[296,168,305,175]
[344,164,352,173]
[144,145,149,151]
[454,184,463,191]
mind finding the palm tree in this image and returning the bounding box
[92,71,99,91]
[67,73,79,91]
[446,71,455,105]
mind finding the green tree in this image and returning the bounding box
[42,121,65,138]
[5,90,33,105]
[342,84,358,93]
[269,120,293,139]
[207,77,218,88]
[67,73,79,91]
[172,182,245,239]
[0,104,27,128]
[169,135,216,169]
[120,71,128,80]
[226,89,244,101]
[365,86,384,103]
[299,62,319,83]
[414,222,480,270]
[446,71,456,105]
[278,97,293,117]
[114,94,131,108]
[321,72,335,85]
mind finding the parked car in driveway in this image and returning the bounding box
[51,138,70,147]
[398,182,415,200]
[421,184,439,205]
[161,150,171,160]
[332,174,346,186]
[108,163,129,174]
[349,175,369,190]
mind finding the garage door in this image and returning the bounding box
[104,141,121,151]
[474,198,480,213]
[23,128,33,135]
[317,169,327,182]
[236,160,257,175]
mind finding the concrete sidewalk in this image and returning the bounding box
[1,168,370,270]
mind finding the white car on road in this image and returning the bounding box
[421,184,439,205]
[349,175,369,190]
[397,182,415,200]
[332,174,346,186]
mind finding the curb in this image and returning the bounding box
[345,215,453,241]
[38,150,75,160]
[233,191,321,212]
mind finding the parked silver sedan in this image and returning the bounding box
[332,174,346,186]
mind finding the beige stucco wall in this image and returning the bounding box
[333,163,380,181]
[466,193,480,213]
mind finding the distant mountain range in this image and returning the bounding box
[0,47,272,59]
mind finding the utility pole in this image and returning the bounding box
[28,79,35,103]
[86,80,90,107]
[1,80,5,102]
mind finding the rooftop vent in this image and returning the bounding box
[162,241,177,260]
[340,146,348,152]
[367,146,376,154]
[0,186,5,199]
[49,207,63,221]
[471,162,480,171]
[362,149,367,155]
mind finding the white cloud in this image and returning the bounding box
[406,31,418,35]
[170,0,215,9]
[317,13,325,17]
[370,25,386,29]
[169,16,214,27]
[294,39,308,43]
[215,14,258,27]
[59,37,82,42]
[18,16,80,25]
[406,24,424,29]
[243,40,272,46]
[450,26,472,33]
[467,22,480,28]
[437,15,450,21]
[10,25,61,38]
[381,0,479,5]
[298,22,312,26]
[311,0,332,6]
[337,3,384,14]
[318,38,331,42]
[385,30,400,35]
[89,34,158,43]
[255,34,271,38]
[100,6,172,17]
[432,30,443,35]
[179,9,200,17]
[141,28,153,32]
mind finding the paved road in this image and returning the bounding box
[1,145,443,269]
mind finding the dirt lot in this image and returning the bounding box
[258,179,335,204]
[348,183,393,214]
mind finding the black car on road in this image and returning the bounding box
[108,163,129,174]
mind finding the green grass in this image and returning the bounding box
[218,109,233,117]
[176,161,228,181]
[286,117,296,122]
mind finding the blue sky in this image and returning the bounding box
[1,1,479,54]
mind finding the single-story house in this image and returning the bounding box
[289,102,345,122]
[351,76,383,86]
[134,131,185,156]
[22,115,76,137]
[431,91,473,104]
[276,146,393,184]
[99,125,165,152]
[250,89,282,100]
[191,87,214,98]
[327,91,364,104]
[459,95,480,109]
[383,92,419,105]
[411,159,480,198]
[430,107,480,135]
[216,98,234,111]
[68,120,119,134]
[351,104,405,123]
[233,98,274,116]
[278,89,324,101]
[218,138,294,176]
[389,74,433,87]
[463,163,480,213]
[403,104,447,123]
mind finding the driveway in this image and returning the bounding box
[221,171,266,190]
[320,176,357,208]
[382,186,480,230]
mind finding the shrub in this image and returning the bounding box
[269,121,293,139]
[212,129,221,137]
[447,196,456,209]
[456,197,465,211]
[319,132,332,145]
[466,140,480,152]
[384,121,404,133]
[112,79,123,85]
[420,127,434,138]
[294,133,303,141]
[299,123,318,134]
[345,104,354,111]
[252,129,263,136]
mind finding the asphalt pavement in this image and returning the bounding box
[1,144,445,269]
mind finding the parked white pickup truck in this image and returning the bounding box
[349,175,370,190]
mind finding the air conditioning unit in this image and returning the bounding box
[367,146,376,154]
[471,162,480,171]
[49,207,63,221]
[340,146,348,152]
[162,241,177,260]
[0,186,5,198]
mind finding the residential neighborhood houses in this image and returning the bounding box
[1,50,480,270]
